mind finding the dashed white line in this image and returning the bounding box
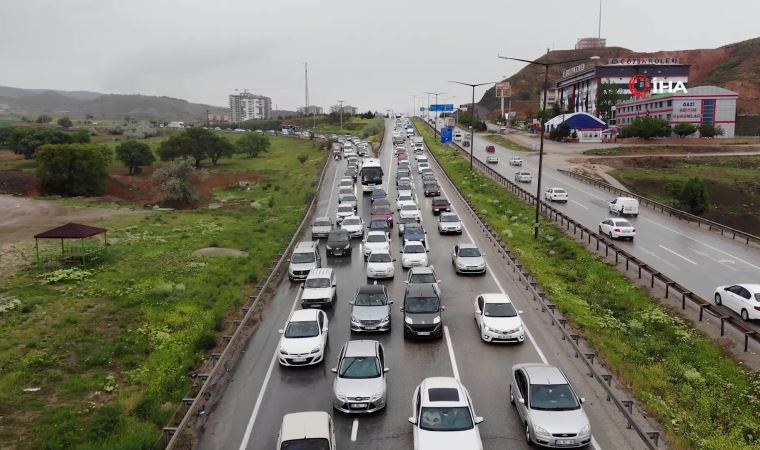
[443,326,461,380]
[638,246,680,271]
[570,199,589,210]
[351,418,359,441]
[689,248,739,273]
[658,244,697,265]
[325,162,341,214]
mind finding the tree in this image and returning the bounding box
[236,133,271,158]
[551,102,561,118]
[698,123,724,138]
[57,116,73,128]
[152,158,208,205]
[621,117,671,139]
[116,140,155,175]
[549,124,571,141]
[70,130,91,143]
[8,128,75,159]
[184,127,231,166]
[596,82,626,122]
[35,143,110,196]
[668,177,709,215]
[673,123,697,138]
[0,127,12,146]
[35,115,52,124]
[206,135,235,165]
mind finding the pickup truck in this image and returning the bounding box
[431,197,452,215]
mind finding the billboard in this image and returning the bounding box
[495,82,512,98]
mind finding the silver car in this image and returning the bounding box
[350,285,392,332]
[406,266,441,295]
[510,363,591,448]
[437,212,462,235]
[332,340,388,413]
[339,193,358,212]
[452,243,486,275]
[311,216,333,239]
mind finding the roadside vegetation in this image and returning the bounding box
[483,134,532,152]
[415,119,760,450]
[0,135,325,449]
[584,143,760,156]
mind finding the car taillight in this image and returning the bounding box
[632,228,636,232]
[754,306,760,312]
[614,228,620,232]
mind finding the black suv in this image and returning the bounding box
[423,182,441,197]
[326,229,351,256]
[401,283,444,339]
[431,197,451,215]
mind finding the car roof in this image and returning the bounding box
[406,283,438,297]
[432,196,449,202]
[420,377,467,406]
[280,411,330,441]
[289,308,320,322]
[344,339,379,357]
[440,212,458,218]
[615,196,637,201]
[306,268,333,279]
[404,241,425,248]
[294,241,318,251]
[514,363,568,385]
[314,216,330,222]
[367,231,387,237]
[737,284,760,291]
[458,243,478,250]
[481,293,512,304]
[410,266,435,275]
[358,284,386,294]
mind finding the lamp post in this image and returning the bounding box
[498,55,599,239]
[449,81,496,171]
[337,99,346,130]
[425,91,446,137]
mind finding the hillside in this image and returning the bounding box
[480,37,760,119]
[0,86,228,121]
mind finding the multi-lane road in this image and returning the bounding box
[198,121,651,450]
[450,122,760,331]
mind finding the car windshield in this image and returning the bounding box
[367,234,387,243]
[338,205,353,213]
[328,231,348,240]
[372,190,386,197]
[458,247,481,257]
[343,218,360,226]
[529,384,580,411]
[433,200,449,206]
[339,356,380,379]
[410,272,436,284]
[404,244,425,254]
[402,205,417,211]
[368,253,391,263]
[304,278,330,289]
[280,438,330,450]
[284,320,320,338]
[399,196,413,202]
[355,292,387,306]
[614,220,632,227]
[370,220,388,229]
[419,406,474,432]
[341,195,356,202]
[405,225,422,234]
[292,252,315,264]
[441,215,459,222]
[484,302,517,317]
[406,296,440,313]
[314,219,331,227]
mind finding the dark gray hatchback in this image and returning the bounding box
[326,229,351,256]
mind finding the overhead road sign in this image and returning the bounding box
[429,104,454,112]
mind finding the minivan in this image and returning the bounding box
[301,268,337,308]
[277,411,336,450]
[401,283,444,339]
[288,241,321,282]
[609,196,639,216]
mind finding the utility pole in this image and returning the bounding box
[337,99,345,130]
[598,0,602,41]
[304,62,309,114]
[206,109,210,127]
[449,81,494,170]
[425,91,446,137]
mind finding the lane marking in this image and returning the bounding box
[351,418,359,442]
[658,244,698,265]
[544,172,607,201]
[326,162,341,214]
[689,248,739,273]
[638,246,679,271]
[570,199,589,210]
[443,326,461,380]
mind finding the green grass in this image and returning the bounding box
[584,143,760,156]
[483,134,532,152]
[415,119,760,450]
[0,136,326,450]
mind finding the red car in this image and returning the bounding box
[486,145,496,153]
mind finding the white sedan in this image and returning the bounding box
[486,156,499,164]
[418,162,430,174]
[401,241,429,269]
[598,218,636,240]
[399,203,421,222]
[397,195,416,210]
[473,293,524,343]
[363,231,390,257]
[277,309,329,366]
[714,284,760,321]
[340,215,365,238]
[545,187,568,202]
[366,250,395,279]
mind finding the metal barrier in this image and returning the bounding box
[556,169,760,246]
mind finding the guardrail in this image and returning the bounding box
[557,168,760,246]
[163,148,333,449]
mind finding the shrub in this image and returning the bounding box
[297,154,308,164]
[621,117,671,139]
[152,158,208,205]
[36,114,52,124]
[57,117,73,128]
[673,123,697,138]
[698,123,725,138]
[195,330,216,351]
[88,404,124,441]
[35,143,110,195]
[116,140,155,175]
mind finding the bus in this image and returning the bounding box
[360,158,383,193]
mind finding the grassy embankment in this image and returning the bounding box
[584,144,760,156]
[483,134,532,152]
[0,136,325,450]
[415,119,760,450]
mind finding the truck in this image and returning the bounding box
[413,136,424,150]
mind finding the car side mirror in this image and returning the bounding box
[475,309,481,315]
[331,367,338,373]
[300,285,304,289]
[278,329,284,334]
[518,310,524,315]
[474,417,485,425]
[580,397,586,404]
[399,307,405,312]
[408,417,417,425]
[724,287,730,291]
[322,327,328,332]
[403,281,409,284]
[441,306,446,311]
[389,300,394,304]
[393,259,397,262]
[287,258,291,262]
[349,301,354,305]
[518,398,525,404]
[384,367,390,373]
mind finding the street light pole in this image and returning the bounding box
[449,81,495,171]
[337,99,345,131]
[498,55,599,239]
[425,91,445,136]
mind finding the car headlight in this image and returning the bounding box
[335,392,347,402]
[351,316,360,324]
[455,260,466,268]
[279,347,288,355]
[579,424,591,437]
[483,325,495,333]
[405,316,413,324]
[432,316,441,324]
[402,258,410,264]
[533,424,551,438]
[380,315,390,323]
[310,346,322,354]
[370,392,384,401]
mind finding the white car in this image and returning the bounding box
[397,194,416,210]
[331,340,389,413]
[277,412,336,450]
[397,176,414,189]
[300,268,337,308]
[336,204,354,223]
[514,171,532,183]
[399,203,421,221]
[509,156,523,166]
[340,215,365,238]
[409,377,484,450]
[486,156,499,164]
[714,284,760,321]
[437,212,462,235]
[598,218,636,240]
[401,241,429,269]
[363,231,390,257]
[545,188,568,202]
[474,293,525,343]
[418,162,430,174]
[397,188,414,200]
[277,309,329,366]
[366,250,395,279]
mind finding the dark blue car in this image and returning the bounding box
[370,188,387,203]
[402,223,426,246]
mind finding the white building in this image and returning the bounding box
[297,105,324,115]
[329,104,358,115]
[229,92,272,122]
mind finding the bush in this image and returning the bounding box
[673,123,697,138]
[195,330,217,351]
[621,117,671,139]
[36,114,52,124]
[297,154,308,164]
[88,404,124,441]
[698,123,725,138]
[7,127,77,159]
[236,133,271,158]
[35,143,110,195]
[152,157,208,205]
[674,177,709,214]
[549,124,571,141]
[116,140,155,175]
[57,116,73,128]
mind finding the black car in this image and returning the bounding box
[345,167,357,180]
[431,197,451,215]
[423,182,441,197]
[368,217,391,235]
[398,216,417,236]
[401,283,444,339]
[326,229,351,256]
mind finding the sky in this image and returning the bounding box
[1,0,757,113]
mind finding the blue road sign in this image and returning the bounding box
[441,127,453,144]
[419,107,425,112]
[430,104,454,112]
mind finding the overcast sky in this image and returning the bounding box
[1,0,757,113]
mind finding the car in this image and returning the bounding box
[395,145,406,155]
[370,206,394,227]
[509,156,523,166]
[368,217,391,235]
[340,215,365,238]
[423,182,441,197]
[452,243,486,275]
[413,147,424,155]
[276,411,336,450]
[300,268,337,308]
[486,145,496,153]
[415,154,429,163]
[332,340,389,413]
[366,250,395,280]
[417,162,430,174]
[421,176,437,186]
[510,363,591,448]
[363,231,390,258]
[714,284,760,321]
[399,203,421,222]
[515,171,532,183]
[401,283,444,339]
[397,216,417,237]
[311,216,333,239]
[437,212,462,234]
[338,187,354,197]
[277,309,329,366]
[598,218,636,240]
[474,293,525,343]
[370,188,388,202]
[326,229,351,257]
[338,178,354,190]
[486,155,499,164]
[339,193,358,211]
[288,240,322,281]
[397,169,411,180]
[545,188,568,203]
[397,185,414,199]
[372,198,392,211]
[402,222,426,246]
[420,168,434,178]
[350,285,393,332]
[409,377,484,450]
[500,125,507,133]
[431,197,451,215]
[608,196,639,216]
[401,241,429,269]
[406,266,441,294]
[397,176,413,187]
[336,204,355,223]
[345,167,358,180]
[397,194,416,210]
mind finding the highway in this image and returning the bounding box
[448,122,760,331]
[198,120,650,450]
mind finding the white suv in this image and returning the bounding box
[545,187,568,203]
[514,171,532,183]
[300,268,337,308]
[277,411,336,449]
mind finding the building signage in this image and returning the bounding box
[562,64,586,78]
[671,99,702,121]
[608,56,679,65]
[628,74,687,97]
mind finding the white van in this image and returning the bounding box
[277,411,336,450]
[609,197,639,216]
[454,130,462,141]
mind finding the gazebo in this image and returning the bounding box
[34,222,108,266]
